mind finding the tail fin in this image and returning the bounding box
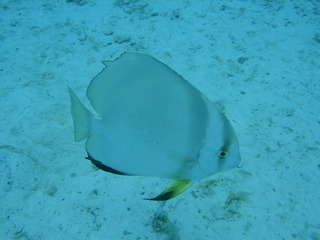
[68,86,93,142]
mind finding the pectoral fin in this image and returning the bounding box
[145,180,192,201]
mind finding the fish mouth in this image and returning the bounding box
[234,154,241,168]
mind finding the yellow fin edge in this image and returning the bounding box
[145,180,193,201]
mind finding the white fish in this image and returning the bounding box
[69,52,240,201]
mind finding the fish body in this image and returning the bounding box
[69,52,240,200]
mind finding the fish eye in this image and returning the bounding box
[219,150,228,159]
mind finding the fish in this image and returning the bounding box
[68,52,241,201]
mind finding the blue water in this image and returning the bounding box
[0,1,319,239]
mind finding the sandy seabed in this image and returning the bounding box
[0,1,319,240]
